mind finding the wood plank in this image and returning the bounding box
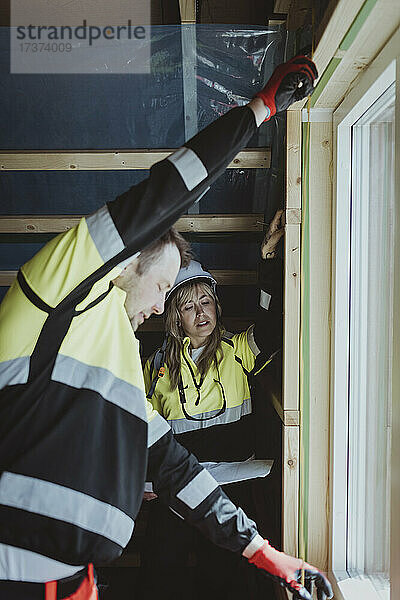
[286,111,302,210]
[0,214,264,234]
[0,270,257,288]
[179,0,196,23]
[268,14,287,26]
[269,391,300,426]
[284,410,300,426]
[287,0,365,111]
[314,0,367,80]
[285,208,301,225]
[305,120,332,571]
[0,272,16,286]
[283,110,301,413]
[274,0,292,13]
[0,148,271,171]
[283,225,300,412]
[282,424,299,556]
[314,0,400,108]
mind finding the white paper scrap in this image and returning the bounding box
[144,458,273,493]
[200,457,273,485]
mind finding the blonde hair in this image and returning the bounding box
[164,281,224,391]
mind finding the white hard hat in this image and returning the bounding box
[166,260,217,302]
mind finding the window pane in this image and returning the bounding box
[347,83,395,599]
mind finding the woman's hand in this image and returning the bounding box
[261,209,285,259]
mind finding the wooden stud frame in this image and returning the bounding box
[283,110,301,414]
[280,109,302,559]
[302,112,333,572]
[0,148,271,171]
[282,424,300,558]
[0,214,264,234]
[179,0,196,24]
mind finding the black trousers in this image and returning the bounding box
[140,481,271,600]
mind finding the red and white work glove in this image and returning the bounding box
[248,540,333,600]
[255,55,318,121]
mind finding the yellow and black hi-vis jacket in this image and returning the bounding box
[144,259,282,464]
[0,107,263,568]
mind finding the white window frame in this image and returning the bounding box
[330,28,400,600]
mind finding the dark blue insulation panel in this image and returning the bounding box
[0,169,269,215]
[0,171,149,214]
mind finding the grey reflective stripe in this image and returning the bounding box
[176,469,218,510]
[194,186,210,204]
[0,472,134,548]
[0,356,30,389]
[52,355,147,423]
[169,398,252,435]
[167,147,208,191]
[147,412,171,447]
[86,205,125,262]
[246,325,260,357]
[0,544,84,582]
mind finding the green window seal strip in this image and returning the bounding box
[339,0,378,51]
[299,119,311,559]
[310,57,341,107]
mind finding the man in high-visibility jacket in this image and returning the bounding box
[0,57,332,600]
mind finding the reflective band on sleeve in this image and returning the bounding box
[246,325,260,357]
[147,412,171,448]
[167,147,208,191]
[0,472,134,548]
[0,357,30,389]
[86,205,125,263]
[259,289,271,310]
[176,469,218,510]
[242,533,264,558]
[52,355,147,423]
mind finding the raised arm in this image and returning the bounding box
[86,56,318,270]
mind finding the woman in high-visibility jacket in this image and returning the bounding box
[142,212,284,599]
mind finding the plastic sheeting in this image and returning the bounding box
[0,25,285,149]
[0,25,286,308]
